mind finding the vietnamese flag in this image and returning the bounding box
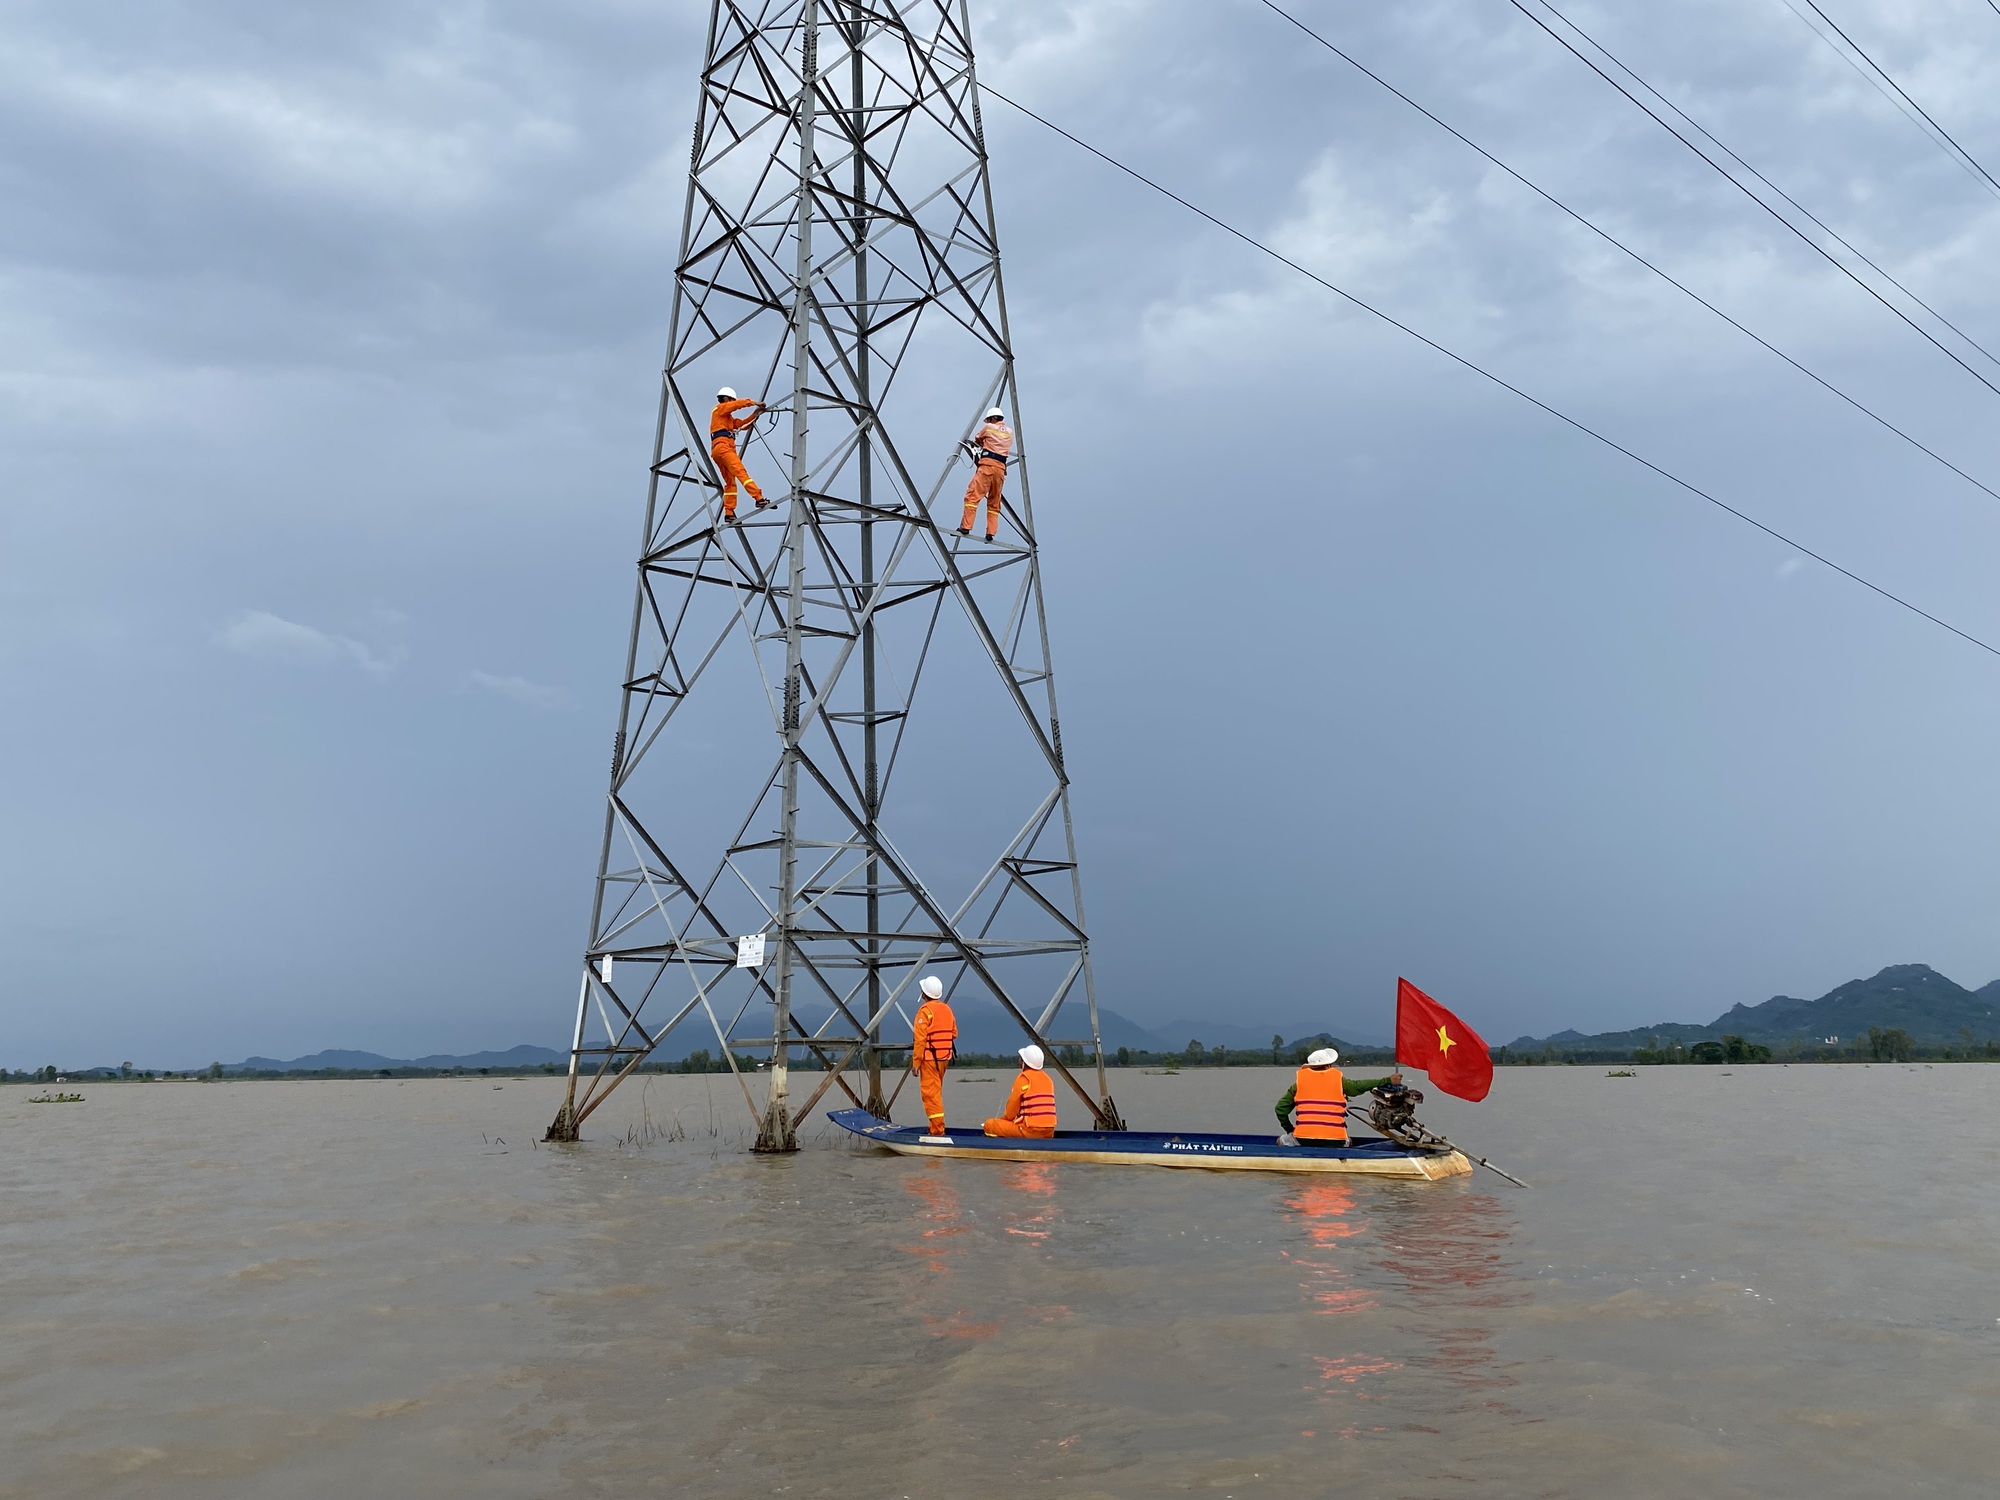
[1396,978,1494,1102]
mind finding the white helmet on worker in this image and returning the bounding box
[983,407,1006,422]
[1307,1047,1339,1068]
[717,385,737,400]
[1018,1044,1045,1070]
[919,975,943,1000]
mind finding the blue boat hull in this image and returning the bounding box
[827,1109,1471,1178]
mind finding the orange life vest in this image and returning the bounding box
[913,999,957,1064]
[1015,1068,1057,1127]
[1292,1066,1348,1141]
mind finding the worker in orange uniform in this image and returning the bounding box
[982,1044,1057,1138]
[1275,1048,1398,1145]
[956,407,1013,541]
[910,974,957,1137]
[710,386,767,523]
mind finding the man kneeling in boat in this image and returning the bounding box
[983,1045,1057,1138]
[1276,1048,1398,1145]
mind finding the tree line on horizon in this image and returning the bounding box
[18,1020,1998,1084]
[1494,1025,1993,1066]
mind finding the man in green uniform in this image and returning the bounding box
[1275,1047,1401,1144]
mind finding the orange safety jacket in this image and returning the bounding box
[710,398,759,444]
[1008,1068,1057,1128]
[1291,1066,1349,1141]
[971,422,1014,465]
[912,999,957,1065]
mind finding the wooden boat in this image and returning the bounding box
[827,1108,1471,1179]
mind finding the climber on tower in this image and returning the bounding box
[957,407,1013,542]
[710,386,767,523]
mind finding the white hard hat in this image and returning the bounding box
[1018,1044,1045,1070]
[717,385,736,400]
[983,408,1006,421]
[1307,1047,1339,1067]
[919,975,943,1000]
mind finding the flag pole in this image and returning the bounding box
[1388,977,1521,1182]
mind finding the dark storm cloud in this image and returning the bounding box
[5,0,2000,1064]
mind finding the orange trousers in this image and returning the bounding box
[917,1060,948,1132]
[960,459,1005,537]
[712,439,763,516]
[982,1117,1054,1138]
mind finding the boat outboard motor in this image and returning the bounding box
[1357,1079,1446,1149]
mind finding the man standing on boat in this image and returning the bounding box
[911,975,957,1136]
[982,1045,1057,1138]
[1276,1048,1398,1145]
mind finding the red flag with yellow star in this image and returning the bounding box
[1395,978,1493,1102]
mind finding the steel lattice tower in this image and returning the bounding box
[546,0,1120,1149]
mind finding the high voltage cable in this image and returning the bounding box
[976,83,2000,664]
[1505,0,2000,401]
[1518,0,2000,371]
[1783,0,2000,200]
[1541,25,2000,377]
[1514,0,2000,381]
[1581,23,2000,376]
[1254,0,2000,511]
[1786,0,2000,201]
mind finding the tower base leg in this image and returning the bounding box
[545,1106,581,1143]
[754,1103,797,1153]
[864,1045,887,1118]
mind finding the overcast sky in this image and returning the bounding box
[5,0,2000,1066]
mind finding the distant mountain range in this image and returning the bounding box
[229,1044,568,1073]
[190,965,1999,1072]
[1506,964,2000,1053]
[1146,1017,1389,1053]
[216,1006,1382,1073]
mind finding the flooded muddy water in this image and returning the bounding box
[4,1064,1997,1497]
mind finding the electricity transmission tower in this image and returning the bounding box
[546,0,1120,1150]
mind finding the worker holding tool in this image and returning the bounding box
[710,386,767,523]
[911,975,957,1136]
[956,407,1013,541]
[982,1045,1057,1138]
[1274,1048,1400,1145]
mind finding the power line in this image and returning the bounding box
[1254,0,2000,511]
[1506,0,2000,401]
[1588,39,2000,376]
[1568,10,2000,374]
[1515,0,2000,382]
[976,82,2000,664]
[1781,0,2000,200]
[1787,0,2000,200]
